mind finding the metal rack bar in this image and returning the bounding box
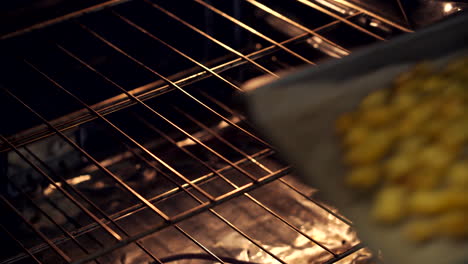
[0,223,42,264]
[201,89,353,226]
[143,0,279,77]
[3,149,278,264]
[0,135,123,242]
[16,61,235,262]
[20,52,292,262]
[20,147,164,264]
[10,148,275,262]
[174,107,272,173]
[2,79,227,264]
[5,178,99,264]
[295,0,386,40]
[323,244,365,264]
[66,24,271,184]
[196,92,355,226]
[55,44,216,200]
[39,195,105,250]
[28,59,215,206]
[111,10,243,92]
[194,0,316,65]
[73,16,266,148]
[172,109,345,255]
[243,0,350,55]
[0,1,397,262]
[0,195,71,263]
[1,13,355,151]
[395,0,410,27]
[72,167,291,264]
[323,0,412,32]
[75,22,272,156]
[136,112,337,257]
[120,131,287,264]
[0,0,131,40]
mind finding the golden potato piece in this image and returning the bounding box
[397,136,427,154]
[439,97,466,120]
[408,190,468,215]
[358,107,396,127]
[447,161,468,189]
[384,153,415,183]
[439,120,468,148]
[371,186,407,224]
[343,125,369,146]
[338,57,468,243]
[421,76,447,93]
[397,102,436,137]
[419,118,448,139]
[406,168,443,190]
[437,211,468,239]
[405,218,437,242]
[346,165,381,190]
[345,130,395,165]
[416,144,457,171]
[359,89,389,109]
[390,91,419,113]
[406,212,468,242]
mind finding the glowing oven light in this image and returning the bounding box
[444,3,453,13]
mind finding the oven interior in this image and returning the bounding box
[0,0,458,263]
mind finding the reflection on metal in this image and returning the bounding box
[315,0,358,15]
[43,175,91,196]
[444,3,454,13]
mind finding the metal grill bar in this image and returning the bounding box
[174,107,273,174]
[243,0,350,55]
[20,146,165,264]
[75,22,271,155]
[110,11,243,93]
[118,128,288,264]
[327,0,412,32]
[197,91,356,226]
[1,85,171,221]
[143,0,279,77]
[2,146,277,264]
[5,178,99,264]
[0,0,131,40]
[395,0,410,26]
[19,50,294,263]
[27,59,215,204]
[17,53,298,263]
[175,226,227,264]
[0,134,123,242]
[295,0,386,40]
[172,108,348,256]
[0,195,72,263]
[72,167,291,264]
[1,12,359,151]
[323,244,365,264]
[2,78,230,263]
[0,223,42,264]
[0,1,408,263]
[55,44,217,199]
[194,0,316,65]
[13,62,245,264]
[136,111,339,257]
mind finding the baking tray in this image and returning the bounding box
[245,13,468,264]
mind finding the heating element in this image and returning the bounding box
[0,0,413,263]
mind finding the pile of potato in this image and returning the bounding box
[335,57,468,242]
